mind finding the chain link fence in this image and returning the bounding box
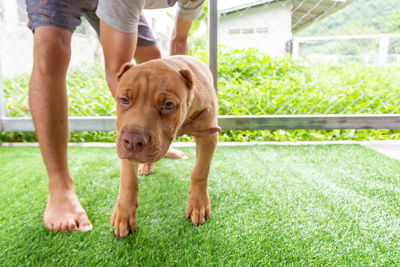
[217,0,400,117]
[1,0,400,140]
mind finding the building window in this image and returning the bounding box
[242,28,255,34]
[228,27,269,35]
[228,28,241,35]
[256,27,269,33]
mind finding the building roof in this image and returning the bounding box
[219,0,354,33]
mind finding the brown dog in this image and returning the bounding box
[111,55,219,238]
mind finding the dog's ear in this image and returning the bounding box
[179,69,194,90]
[117,63,134,81]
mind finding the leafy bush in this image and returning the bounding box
[2,47,400,142]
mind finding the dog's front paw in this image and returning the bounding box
[139,163,154,176]
[186,191,211,226]
[111,201,138,238]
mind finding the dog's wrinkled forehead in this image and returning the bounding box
[120,72,176,102]
[116,61,193,96]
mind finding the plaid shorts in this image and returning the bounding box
[26,0,157,47]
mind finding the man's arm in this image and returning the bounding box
[171,5,220,137]
[100,20,138,98]
[170,0,205,55]
[96,0,142,97]
[170,17,192,55]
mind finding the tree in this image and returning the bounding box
[386,9,400,33]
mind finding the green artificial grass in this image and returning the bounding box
[1,144,400,265]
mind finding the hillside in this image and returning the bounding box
[297,0,400,36]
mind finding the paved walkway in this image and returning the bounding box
[361,141,400,161]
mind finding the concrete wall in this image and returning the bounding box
[0,0,101,78]
[0,24,101,78]
[0,1,174,78]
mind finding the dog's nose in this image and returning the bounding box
[122,132,148,152]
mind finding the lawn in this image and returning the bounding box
[1,144,400,265]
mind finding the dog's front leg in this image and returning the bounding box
[111,159,139,238]
[186,132,218,225]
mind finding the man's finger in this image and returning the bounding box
[177,108,212,136]
[190,108,211,127]
[189,126,221,137]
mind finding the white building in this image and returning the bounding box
[218,0,353,57]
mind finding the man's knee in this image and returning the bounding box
[33,27,72,75]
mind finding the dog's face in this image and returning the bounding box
[115,61,193,163]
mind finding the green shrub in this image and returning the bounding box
[2,47,400,142]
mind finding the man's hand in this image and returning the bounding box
[177,108,221,137]
[170,38,189,55]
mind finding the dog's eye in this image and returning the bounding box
[160,101,176,114]
[164,102,175,110]
[118,97,130,107]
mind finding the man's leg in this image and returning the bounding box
[29,26,92,232]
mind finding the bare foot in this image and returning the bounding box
[165,147,188,160]
[43,187,93,232]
